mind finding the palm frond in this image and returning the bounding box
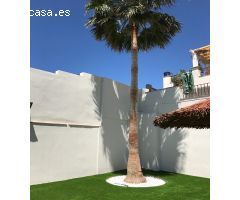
[85,0,181,52]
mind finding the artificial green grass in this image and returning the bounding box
[30,170,210,200]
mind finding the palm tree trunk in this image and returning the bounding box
[124,23,146,184]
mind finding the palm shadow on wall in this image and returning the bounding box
[158,128,187,173]
[91,76,187,173]
[30,122,38,142]
[91,76,129,172]
[138,87,187,173]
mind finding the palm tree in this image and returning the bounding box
[86,0,181,184]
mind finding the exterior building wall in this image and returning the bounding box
[192,67,210,86]
[163,76,174,88]
[97,77,130,174]
[194,75,210,86]
[30,68,102,126]
[31,68,130,184]
[163,68,210,88]
[138,89,210,178]
[30,124,99,185]
[31,68,210,185]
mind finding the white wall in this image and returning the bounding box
[30,123,99,185]
[31,68,102,126]
[192,68,210,86]
[138,89,210,178]
[31,68,210,185]
[163,76,174,88]
[97,77,130,174]
[162,67,210,89]
[30,68,130,184]
[194,75,210,85]
[157,128,209,178]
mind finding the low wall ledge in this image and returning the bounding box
[30,120,101,128]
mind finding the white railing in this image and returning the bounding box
[181,83,210,100]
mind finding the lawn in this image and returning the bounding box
[30,170,210,200]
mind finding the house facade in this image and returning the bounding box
[163,45,210,100]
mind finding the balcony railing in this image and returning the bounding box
[181,83,210,100]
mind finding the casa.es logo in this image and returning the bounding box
[30,9,70,17]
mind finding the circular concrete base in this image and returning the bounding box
[106,175,166,188]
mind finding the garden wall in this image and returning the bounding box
[138,90,210,178]
[30,68,210,185]
[30,68,130,184]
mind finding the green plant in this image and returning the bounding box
[86,0,181,183]
[171,69,186,87]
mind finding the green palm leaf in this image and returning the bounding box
[86,0,181,52]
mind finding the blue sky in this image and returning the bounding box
[30,0,209,88]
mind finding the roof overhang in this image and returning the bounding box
[192,45,210,64]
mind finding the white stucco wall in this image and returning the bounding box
[97,77,130,174]
[30,68,130,184]
[138,89,210,178]
[30,123,99,185]
[30,68,210,185]
[163,76,174,88]
[192,68,210,86]
[157,127,210,178]
[194,75,210,86]
[30,68,102,126]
